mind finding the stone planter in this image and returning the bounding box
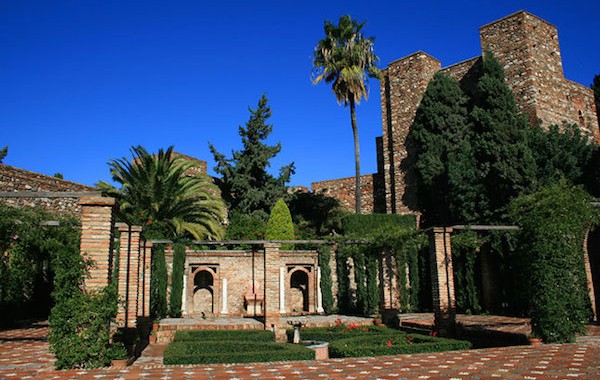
[303,340,329,360]
[528,337,543,346]
[111,359,128,368]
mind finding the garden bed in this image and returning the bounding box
[297,319,471,358]
[163,330,313,365]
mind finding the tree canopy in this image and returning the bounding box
[0,146,7,163]
[97,145,226,240]
[312,15,380,214]
[209,94,295,219]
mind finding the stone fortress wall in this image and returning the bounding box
[315,10,599,215]
[0,164,96,216]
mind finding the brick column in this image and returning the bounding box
[429,227,456,334]
[263,242,281,330]
[116,224,142,328]
[380,249,399,310]
[142,241,153,318]
[79,196,116,291]
[583,230,598,321]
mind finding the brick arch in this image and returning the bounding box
[187,265,220,317]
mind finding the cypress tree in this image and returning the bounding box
[471,51,537,216]
[410,72,480,226]
[265,199,295,250]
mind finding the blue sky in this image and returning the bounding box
[1,1,598,188]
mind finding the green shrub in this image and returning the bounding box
[225,212,266,241]
[509,183,596,343]
[174,329,274,342]
[451,231,482,314]
[150,244,168,319]
[265,198,295,249]
[291,325,389,342]
[169,243,186,317]
[318,245,334,313]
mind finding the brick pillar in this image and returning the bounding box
[380,249,399,310]
[79,196,116,291]
[116,225,142,327]
[142,241,152,318]
[584,230,598,321]
[429,227,456,334]
[263,242,281,330]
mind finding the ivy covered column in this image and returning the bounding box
[429,227,456,334]
[584,230,598,321]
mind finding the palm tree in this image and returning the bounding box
[97,146,226,240]
[312,15,380,214]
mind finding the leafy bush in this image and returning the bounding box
[0,204,79,325]
[509,183,596,343]
[225,211,266,241]
[318,244,334,313]
[265,198,295,249]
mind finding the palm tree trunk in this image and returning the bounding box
[350,94,361,214]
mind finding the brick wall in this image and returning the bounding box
[311,173,385,214]
[0,164,96,216]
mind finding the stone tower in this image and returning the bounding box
[379,10,599,215]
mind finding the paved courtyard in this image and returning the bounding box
[1,319,599,379]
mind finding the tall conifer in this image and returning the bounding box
[471,51,537,216]
[410,72,479,226]
[210,95,295,219]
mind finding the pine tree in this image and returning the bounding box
[471,51,537,216]
[410,72,480,226]
[209,95,295,219]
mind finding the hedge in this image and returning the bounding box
[329,334,471,357]
[164,341,312,365]
[174,330,274,342]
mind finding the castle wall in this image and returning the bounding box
[380,52,441,214]
[311,173,385,214]
[0,164,96,216]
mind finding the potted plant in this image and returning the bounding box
[107,341,129,367]
[527,334,543,346]
[149,330,157,344]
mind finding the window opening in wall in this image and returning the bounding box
[579,110,585,128]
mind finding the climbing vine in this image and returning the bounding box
[317,244,334,313]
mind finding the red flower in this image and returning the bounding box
[387,339,392,347]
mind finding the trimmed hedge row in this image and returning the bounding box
[298,326,471,358]
[164,341,313,365]
[329,334,471,357]
[174,330,274,342]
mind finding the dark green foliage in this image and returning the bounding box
[164,330,312,365]
[0,145,7,163]
[169,243,186,317]
[265,199,295,249]
[528,123,594,188]
[318,245,334,313]
[48,224,118,369]
[410,72,480,226]
[0,204,78,325]
[174,329,274,342]
[225,212,266,240]
[471,51,537,215]
[328,334,471,357]
[451,231,482,314]
[509,183,596,343]
[150,245,168,319]
[584,147,600,197]
[288,191,345,236]
[592,74,600,126]
[338,213,424,313]
[341,213,416,237]
[210,95,295,219]
[106,341,128,360]
[299,326,470,358]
